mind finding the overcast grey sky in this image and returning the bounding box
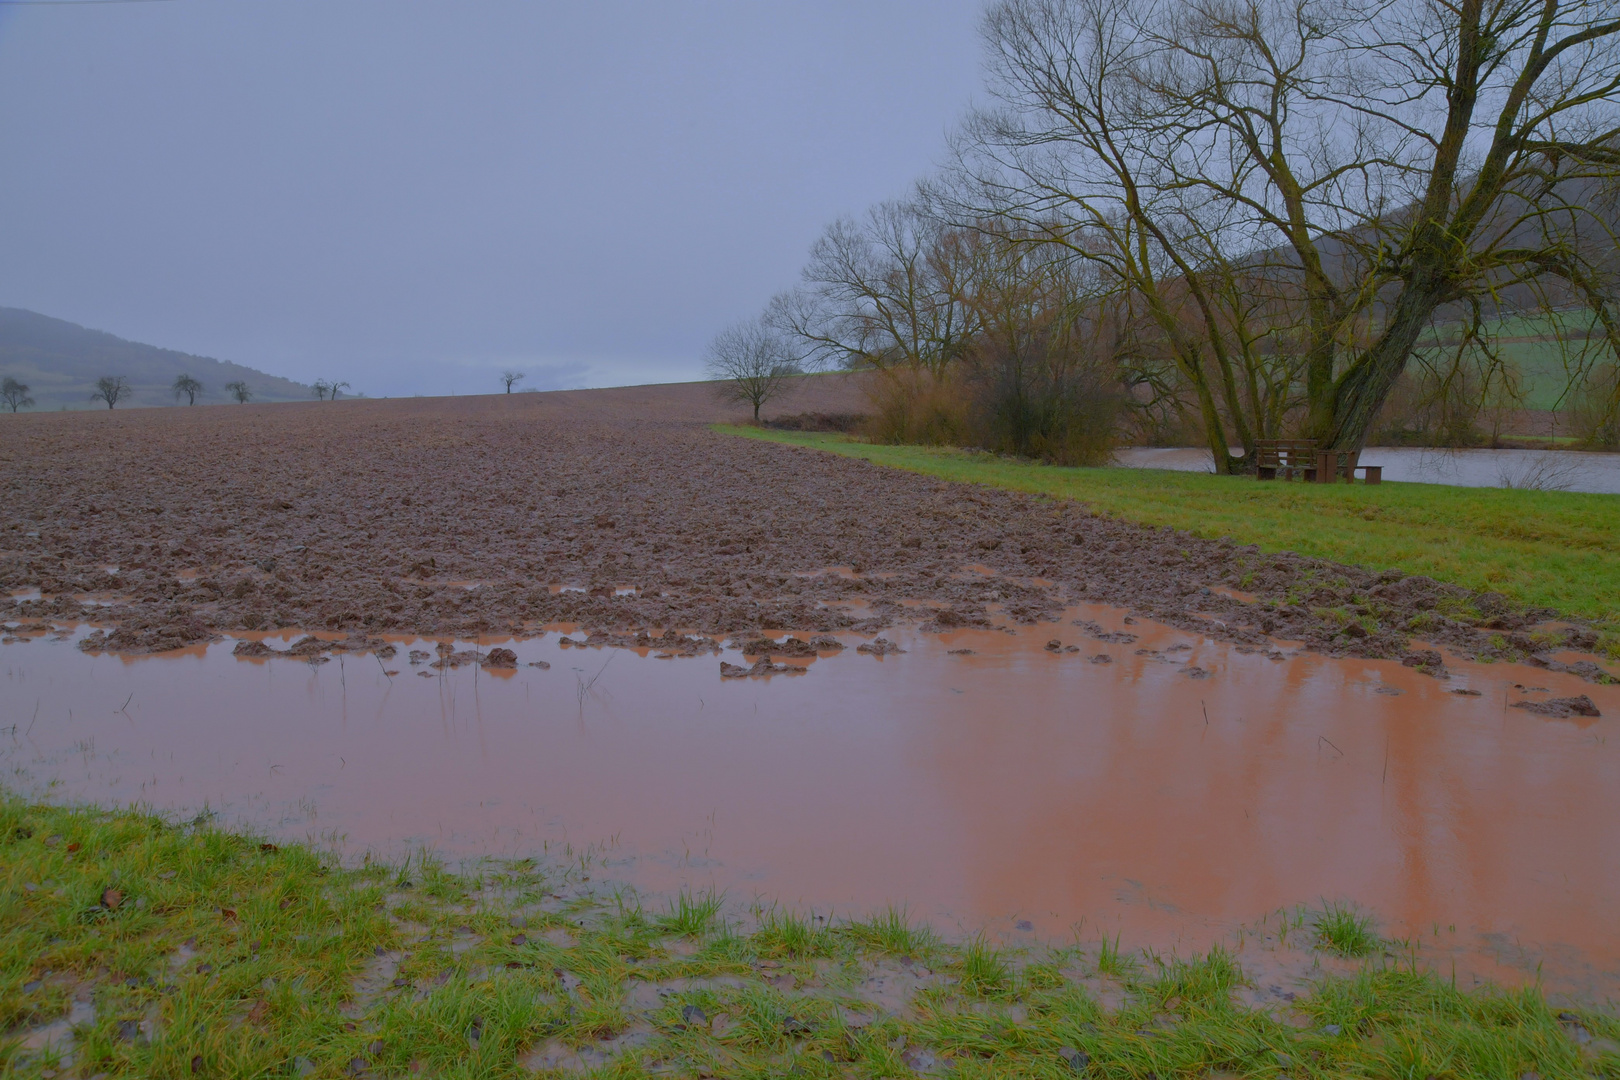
[0,0,984,395]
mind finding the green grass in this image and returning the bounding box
[842,905,936,959]
[1314,903,1382,958]
[954,936,1011,998]
[4,795,1618,1078]
[748,905,836,960]
[719,425,1620,624]
[1095,932,1134,978]
[1418,311,1612,412]
[655,889,724,939]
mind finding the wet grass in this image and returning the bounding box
[1314,902,1382,957]
[842,905,936,959]
[749,906,836,960]
[5,794,1619,1078]
[719,425,1620,627]
[1095,932,1135,978]
[655,889,724,939]
[953,936,1011,997]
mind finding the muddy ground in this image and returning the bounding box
[0,375,1610,675]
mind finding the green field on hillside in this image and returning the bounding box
[1417,312,1613,412]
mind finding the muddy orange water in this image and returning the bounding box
[4,610,1618,999]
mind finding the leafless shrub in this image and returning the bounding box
[1496,454,1584,492]
[957,236,1121,465]
[963,339,1120,465]
[862,369,971,445]
[1570,361,1620,450]
[763,412,868,433]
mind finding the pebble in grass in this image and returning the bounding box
[1058,1045,1090,1071]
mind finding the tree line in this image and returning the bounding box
[710,0,1620,468]
[0,373,328,411]
[3,368,546,411]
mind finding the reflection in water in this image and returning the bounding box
[2,613,1617,998]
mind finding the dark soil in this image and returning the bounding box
[1511,694,1602,718]
[0,378,1612,678]
[763,412,868,433]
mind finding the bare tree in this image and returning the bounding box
[172,374,203,405]
[957,0,1620,466]
[500,370,525,393]
[92,376,131,410]
[328,379,351,400]
[312,380,331,401]
[225,380,252,404]
[773,196,981,378]
[705,321,800,423]
[1,376,32,413]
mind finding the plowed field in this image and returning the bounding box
[0,376,1597,667]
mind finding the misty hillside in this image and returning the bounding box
[0,307,315,411]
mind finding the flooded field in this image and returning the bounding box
[5,610,1617,1000]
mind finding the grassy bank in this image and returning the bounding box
[719,426,1620,625]
[3,796,1617,1078]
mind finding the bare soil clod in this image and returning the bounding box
[1511,694,1602,718]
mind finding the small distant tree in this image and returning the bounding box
[313,379,351,401]
[92,376,131,410]
[225,380,252,403]
[501,370,525,393]
[705,320,799,423]
[172,373,203,405]
[1,376,33,413]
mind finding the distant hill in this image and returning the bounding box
[0,307,316,410]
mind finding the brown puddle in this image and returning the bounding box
[3,610,1618,1000]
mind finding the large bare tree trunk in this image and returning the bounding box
[1324,291,1443,452]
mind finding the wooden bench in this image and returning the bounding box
[1254,440,1381,484]
[1317,449,1382,484]
[1255,439,1318,480]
